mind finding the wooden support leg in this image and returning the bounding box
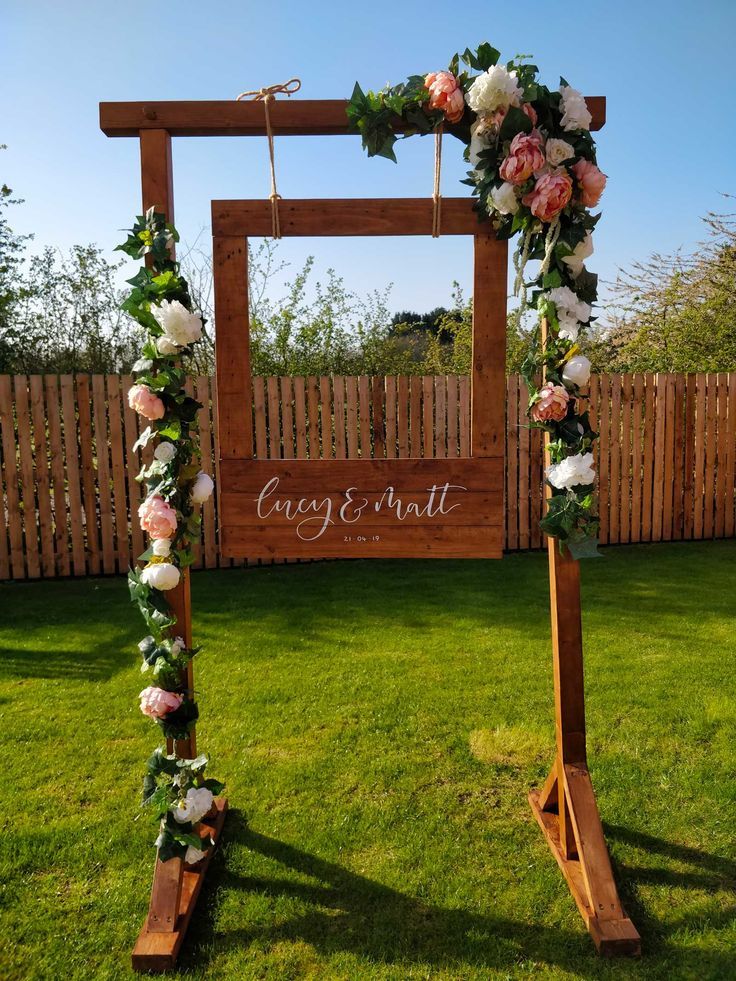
[529,538,640,956]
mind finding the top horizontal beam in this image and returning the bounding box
[99,97,606,138]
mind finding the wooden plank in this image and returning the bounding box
[213,198,492,238]
[252,377,268,458]
[725,374,736,539]
[459,375,470,457]
[306,376,320,458]
[0,375,24,579]
[60,375,87,576]
[630,375,644,544]
[384,376,396,459]
[661,374,676,541]
[715,373,728,538]
[703,374,717,539]
[333,376,346,459]
[693,373,707,539]
[14,376,40,579]
[398,376,410,458]
[267,377,281,459]
[371,376,385,459]
[279,377,295,459]
[106,376,131,573]
[91,375,116,574]
[103,97,606,138]
[446,375,458,459]
[0,420,8,576]
[358,375,371,458]
[422,377,433,458]
[140,129,174,224]
[640,374,655,542]
[196,377,217,570]
[29,376,55,577]
[471,234,507,458]
[650,375,666,542]
[518,379,530,551]
[345,376,359,458]
[672,374,686,540]
[319,377,332,459]
[530,413,543,550]
[213,236,251,459]
[620,374,632,545]
[506,375,519,551]
[682,375,696,540]
[293,377,308,459]
[434,376,447,459]
[409,376,422,458]
[211,378,233,569]
[122,375,146,566]
[597,375,610,545]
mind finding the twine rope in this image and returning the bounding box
[431,126,443,238]
[236,78,301,238]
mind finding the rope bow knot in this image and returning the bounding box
[236,78,302,238]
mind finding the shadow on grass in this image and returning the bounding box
[0,629,134,681]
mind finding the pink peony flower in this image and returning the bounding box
[127,384,165,421]
[521,102,538,126]
[424,71,465,123]
[139,686,183,719]
[499,131,546,185]
[522,171,573,223]
[571,159,607,208]
[139,495,178,539]
[531,382,570,423]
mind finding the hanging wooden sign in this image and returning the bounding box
[213,198,508,560]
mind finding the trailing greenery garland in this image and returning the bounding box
[117,209,222,862]
[349,43,606,557]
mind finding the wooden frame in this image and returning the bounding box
[100,92,639,972]
[212,198,506,560]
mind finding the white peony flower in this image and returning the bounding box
[153,441,177,464]
[557,315,580,341]
[153,299,203,348]
[191,472,214,504]
[559,86,592,132]
[156,335,180,356]
[172,787,214,824]
[140,562,180,591]
[151,538,171,558]
[184,845,208,865]
[546,286,592,341]
[490,181,520,216]
[562,355,592,388]
[466,65,522,114]
[545,138,575,166]
[561,232,594,277]
[546,452,596,490]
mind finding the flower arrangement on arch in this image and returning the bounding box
[117,208,222,861]
[348,43,606,555]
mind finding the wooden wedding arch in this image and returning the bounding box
[100,94,641,972]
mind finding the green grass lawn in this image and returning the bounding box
[1,541,735,980]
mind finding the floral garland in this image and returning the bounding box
[117,209,223,863]
[348,43,607,556]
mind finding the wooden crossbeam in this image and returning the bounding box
[100,97,606,138]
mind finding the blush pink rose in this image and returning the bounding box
[521,102,538,126]
[128,384,165,421]
[531,382,570,423]
[571,159,607,207]
[499,131,546,185]
[139,686,183,719]
[522,171,573,222]
[139,495,178,539]
[424,71,465,124]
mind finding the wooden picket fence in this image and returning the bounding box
[0,372,734,580]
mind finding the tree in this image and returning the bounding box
[0,153,34,372]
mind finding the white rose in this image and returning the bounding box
[151,538,171,558]
[153,441,177,464]
[546,286,592,333]
[546,452,596,490]
[562,355,592,388]
[170,636,185,656]
[561,232,594,277]
[140,562,180,591]
[156,335,180,356]
[172,787,214,824]
[545,138,575,166]
[489,182,520,216]
[184,845,208,866]
[153,299,203,348]
[559,85,592,132]
[466,65,522,114]
[191,471,214,504]
[558,315,580,342]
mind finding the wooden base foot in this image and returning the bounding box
[132,797,228,973]
[529,766,641,957]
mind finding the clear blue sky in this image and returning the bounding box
[3,0,735,316]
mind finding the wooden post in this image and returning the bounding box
[528,320,641,956]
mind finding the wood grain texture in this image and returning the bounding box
[101,97,606,137]
[471,234,507,458]
[213,236,251,459]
